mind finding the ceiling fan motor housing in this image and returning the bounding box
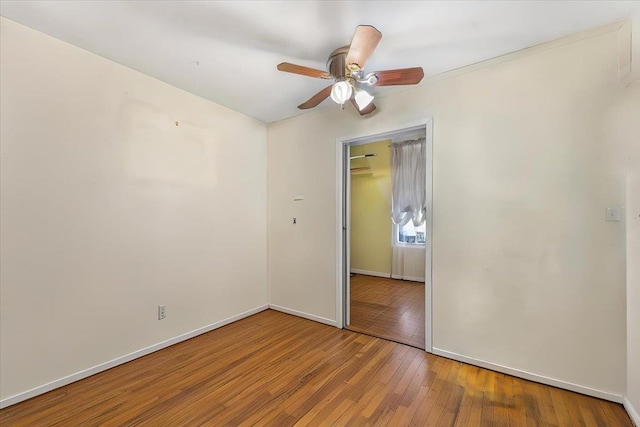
[327,46,350,80]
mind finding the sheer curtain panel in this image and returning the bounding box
[390,138,426,282]
[390,138,426,227]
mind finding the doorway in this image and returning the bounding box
[336,119,433,352]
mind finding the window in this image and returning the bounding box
[396,221,426,245]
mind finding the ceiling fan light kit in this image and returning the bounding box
[277,25,424,116]
[330,79,353,105]
[354,88,374,110]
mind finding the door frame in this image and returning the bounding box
[335,117,434,353]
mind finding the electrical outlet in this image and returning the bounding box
[158,305,166,320]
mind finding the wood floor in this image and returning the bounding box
[348,274,425,349]
[0,310,632,426]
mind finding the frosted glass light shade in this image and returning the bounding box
[330,81,353,105]
[354,89,374,110]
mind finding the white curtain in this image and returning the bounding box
[390,138,426,227]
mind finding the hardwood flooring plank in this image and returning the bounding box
[347,274,425,348]
[0,310,633,426]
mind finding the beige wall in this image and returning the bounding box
[611,83,640,419]
[350,141,392,276]
[625,10,640,421]
[627,173,640,420]
[605,14,640,417]
[269,22,634,396]
[0,17,268,401]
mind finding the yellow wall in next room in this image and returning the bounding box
[350,140,392,276]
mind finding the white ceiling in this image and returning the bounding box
[1,1,638,123]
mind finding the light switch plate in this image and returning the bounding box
[606,207,620,222]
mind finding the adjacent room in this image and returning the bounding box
[1,1,639,425]
[347,136,427,349]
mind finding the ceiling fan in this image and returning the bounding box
[277,25,424,116]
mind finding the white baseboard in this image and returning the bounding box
[391,274,425,283]
[268,304,337,327]
[350,269,391,278]
[0,304,269,409]
[625,396,640,427]
[349,270,425,283]
[432,347,624,404]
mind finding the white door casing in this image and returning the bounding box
[336,117,433,352]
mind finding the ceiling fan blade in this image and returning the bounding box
[277,62,332,79]
[345,25,382,71]
[351,98,377,116]
[373,67,424,86]
[298,85,333,109]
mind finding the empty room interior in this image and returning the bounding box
[0,1,639,425]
